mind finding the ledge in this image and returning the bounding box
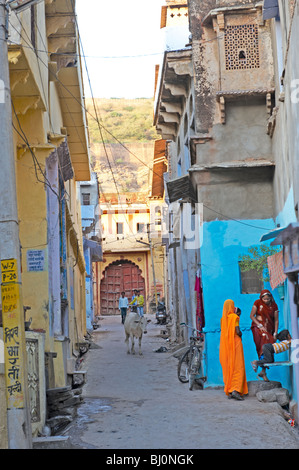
[202,2,263,25]
[189,159,275,172]
[264,361,293,367]
[216,88,275,101]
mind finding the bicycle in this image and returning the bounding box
[177,323,206,390]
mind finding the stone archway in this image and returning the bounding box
[100,259,145,315]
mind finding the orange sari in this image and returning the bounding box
[219,300,248,396]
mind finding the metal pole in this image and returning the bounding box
[147,224,158,309]
[0,0,32,448]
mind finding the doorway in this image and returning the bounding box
[100,260,145,315]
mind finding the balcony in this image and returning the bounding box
[154,48,192,141]
[46,0,90,181]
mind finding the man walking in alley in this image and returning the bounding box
[136,290,144,317]
[130,289,138,312]
[130,290,144,317]
[119,291,129,324]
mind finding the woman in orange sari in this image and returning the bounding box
[219,299,248,400]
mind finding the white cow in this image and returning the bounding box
[124,312,150,355]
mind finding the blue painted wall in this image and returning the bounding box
[273,187,298,397]
[200,217,291,389]
[84,247,93,330]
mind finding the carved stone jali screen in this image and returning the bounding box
[225,24,260,71]
[26,338,41,423]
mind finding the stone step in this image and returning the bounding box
[33,436,71,449]
[247,380,282,397]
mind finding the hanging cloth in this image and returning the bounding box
[195,270,205,332]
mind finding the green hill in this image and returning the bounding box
[85,98,160,195]
[85,98,159,144]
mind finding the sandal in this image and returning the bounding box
[231,390,244,401]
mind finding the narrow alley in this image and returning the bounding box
[64,314,299,450]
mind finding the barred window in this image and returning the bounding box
[82,193,90,205]
[239,263,263,294]
[225,24,260,70]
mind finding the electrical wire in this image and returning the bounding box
[66,0,141,243]
[4,9,263,59]
[11,14,72,202]
[7,8,276,233]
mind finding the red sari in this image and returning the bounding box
[251,290,278,358]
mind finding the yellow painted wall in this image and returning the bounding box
[0,329,8,449]
[14,111,52,350]
[14,110,87,388]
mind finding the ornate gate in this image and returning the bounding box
[100,260,145,315]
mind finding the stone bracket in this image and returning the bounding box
[12,96,41,115]
[10,70,30,91]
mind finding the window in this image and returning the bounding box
[239,263,263,294]
[155,207,162,230]
[184,143,190,173]
[184,113,188,137]
[31,5,37,49]
[116,222,124,235]
[225,24,260,70]
[177,158,182,177]
[239,50,246,60]
[137,223,145,233]
[82,193,90,205]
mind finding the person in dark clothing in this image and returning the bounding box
[251,329,292,382]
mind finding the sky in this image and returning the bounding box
[76,0,165,99]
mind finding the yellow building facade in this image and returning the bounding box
[0,0,90,446]
[99,195,166,315]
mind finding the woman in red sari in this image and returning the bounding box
[250,289,279,361]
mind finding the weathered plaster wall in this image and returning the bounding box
[196,99,273,163]
[16,143,50,345]
[192,167,274,221]
[188,0,217,133]
[272,1,299,218]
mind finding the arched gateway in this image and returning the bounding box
[100,260,145,315]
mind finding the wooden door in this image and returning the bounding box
[100,261,145,315]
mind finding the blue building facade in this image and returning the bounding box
[200,218,287,387]
[79,173,102,330]
[201,187,298,392]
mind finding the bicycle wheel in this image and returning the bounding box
[195,378,205,390]
[177,350,191,383]
[189,349,200,391]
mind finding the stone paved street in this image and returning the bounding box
[64,315,299,450]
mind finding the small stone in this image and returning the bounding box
[256,388,290,406]
[256,390,277,402]
[275,388,290,407]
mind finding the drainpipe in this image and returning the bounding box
[287,274,299,423]
[0,0,32,448]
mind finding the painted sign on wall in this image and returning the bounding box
[1,258,25,409]
[27,250,45,272]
